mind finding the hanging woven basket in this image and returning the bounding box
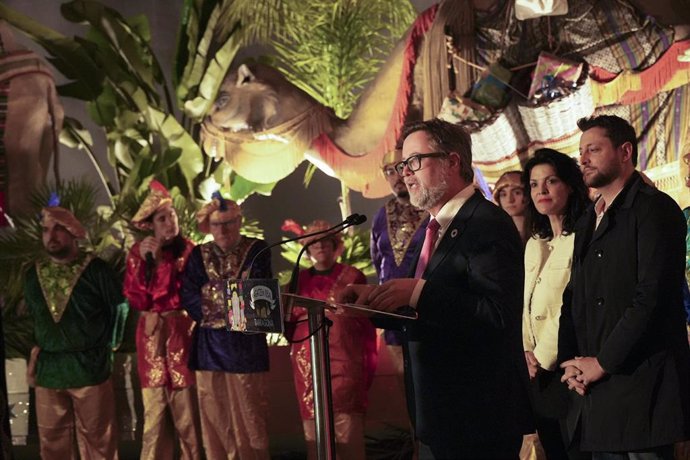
[462,99,529,165]
[518,71,595,146]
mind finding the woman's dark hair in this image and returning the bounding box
[522,148,590,239]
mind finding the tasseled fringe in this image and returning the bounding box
[311,4,438,198]
[421,0,476,120]
[591,40,690,107]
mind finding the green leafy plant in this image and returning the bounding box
[0,0,271,202]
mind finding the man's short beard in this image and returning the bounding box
[411,173,449,211]
[585,170,616,189]
[47,246,74,260]
[396,190,410,199]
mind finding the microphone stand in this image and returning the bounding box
[296,234,337,460]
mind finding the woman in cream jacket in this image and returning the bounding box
[522,149,590,460]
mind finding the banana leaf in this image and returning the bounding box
[183,29,242,120]
[229,174,276,203]
[176,1,226,103]
[142,106,204,189]
[61,1,167,105]
[174,0,218,88]
[60,117,94,150]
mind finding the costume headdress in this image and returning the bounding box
[40,192,86,239]
[196,191,241,234]
[131,180,173,229]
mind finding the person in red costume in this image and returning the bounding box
[123,180,201,460]
[283,219,378,460]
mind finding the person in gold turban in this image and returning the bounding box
[180,192,273,459]
[123,180,202,460]
[24,200,124,459]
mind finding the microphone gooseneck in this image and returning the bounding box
[286,215,366,294]
[245,213,367,281]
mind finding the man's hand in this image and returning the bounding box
[26,346,40,388]
[334,283,375,305]
[562,356,606,387]
[366,278,419,312]
[524,351,540,380]
[560,364,587,395]
[139,236,161,260]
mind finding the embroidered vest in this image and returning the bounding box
[385,198,428,266]
[36,254,93,323]
[199,237,257,328]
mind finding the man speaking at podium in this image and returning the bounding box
[338,119,532,459]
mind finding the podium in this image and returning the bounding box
[283,293,417,460]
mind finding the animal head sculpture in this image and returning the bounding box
[206,64,280,133]
[200,63,335,184]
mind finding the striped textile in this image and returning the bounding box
[596,85,690,171]
[470,0,685,190]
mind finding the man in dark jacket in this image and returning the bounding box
[558,115,690,459]
[339,119,532,459]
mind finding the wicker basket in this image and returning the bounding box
[518,75,595,145]
[463,100,529,165]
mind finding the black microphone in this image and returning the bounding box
[145,252,155,284]
[345,213,367,226]
[245,213,366,279]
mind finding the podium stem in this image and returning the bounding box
[308,307,336,459]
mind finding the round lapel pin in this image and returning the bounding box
[450,229,458,238]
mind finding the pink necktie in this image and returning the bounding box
[414,218,440,278]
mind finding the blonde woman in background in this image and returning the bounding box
[494,170,531,245]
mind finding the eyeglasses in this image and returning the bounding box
[394,152,448,176]
[382,166,397,177]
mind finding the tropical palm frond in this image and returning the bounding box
[269,0,416,118]
[221,0,297,47]
[239,216,265,241]
[339,228,375,277]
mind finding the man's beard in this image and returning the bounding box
[47,245,74,260]
[396,190,410,199]
[410,171,449,211]
[584,167,617,189]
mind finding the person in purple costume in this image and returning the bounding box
[181,193,272,460]
[370,149,428,442]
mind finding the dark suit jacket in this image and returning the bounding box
[558,172,690,451]
[381,191,532,456]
